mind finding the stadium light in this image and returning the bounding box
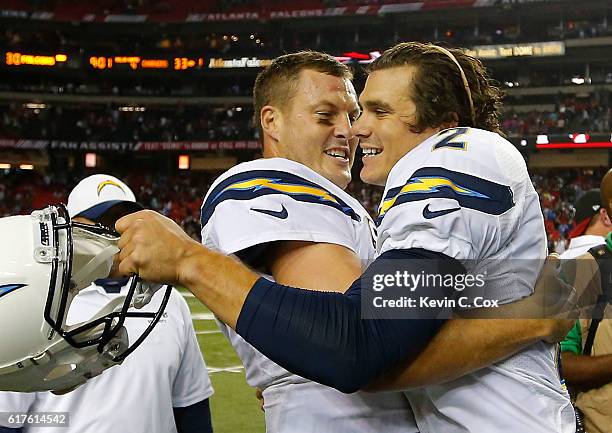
[520,139,527,147]
[118,106,146,112]
[0,163,11,169]
[569,133,589,144]
[85,153,97,168]
[24,103,46,109]
[19,164,34,170]
[536,142,612,149]
[178,155,190,170]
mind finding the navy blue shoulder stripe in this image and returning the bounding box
[0,284,27,299]
[200,169,361,227]
[378,166,514,223]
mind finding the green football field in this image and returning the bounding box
[182,291,266,433]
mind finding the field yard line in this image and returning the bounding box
[196,330,222,335]
[192,313,216,320]
[208,365,245,374]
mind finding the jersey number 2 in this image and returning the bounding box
[432,127,469,151]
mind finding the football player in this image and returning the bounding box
[115,45,575,432]
[182,51,413,432]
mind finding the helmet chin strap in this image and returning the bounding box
[72,245,119,292]
[71,233,120,292]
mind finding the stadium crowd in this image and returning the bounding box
[1,11,609,58]
[1,100,610,142]
[0,75,251,98]
[503,95,611,136]
[0,104,257,141]
[533,167,609,253]
[0,166,606,250]
[4,67,612,98]
[0,168,212,239]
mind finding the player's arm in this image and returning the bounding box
[173,399,213,433]
[115,211,567,394]
[116,211,448,393]
[184,246,574,394]
[171,293,215,433]
[232,241,571,392]
[227,239,570,391]
[266,242,567,391]
[562,352,612,391]
[266,240,363,293]
[364,318,567,391]
[173,246,452,393]
[365,253,575,390]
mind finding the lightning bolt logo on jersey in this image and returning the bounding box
[200,158,414,433]
[377,167,514,224]
[377,127,575,433]
[201,171,361,227]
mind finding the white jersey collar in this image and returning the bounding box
[567,235,606,251]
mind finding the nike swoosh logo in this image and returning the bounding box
[422,204,460,219]
[251,205,288,219]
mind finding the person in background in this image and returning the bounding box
[0,174,214,433]
[561,175,612,433]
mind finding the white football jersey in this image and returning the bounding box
[201,158,414,433]
[377,128,575,433]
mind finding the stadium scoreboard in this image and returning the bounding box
[2,41,566,73]
[465,42,565,60]
[89,56,205,71]
[4,51,68,67]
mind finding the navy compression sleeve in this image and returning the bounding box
[173,398,213,433]
[235,248,465,393]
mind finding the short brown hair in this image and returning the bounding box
[368,42,503,134]
[253,51,352,133]
[601,169,612,217]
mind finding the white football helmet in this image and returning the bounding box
[0,205,171,393]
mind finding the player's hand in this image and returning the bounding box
[255,388,265,412]
[115,210,203,286]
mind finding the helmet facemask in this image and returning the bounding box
[0,204,172,393]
